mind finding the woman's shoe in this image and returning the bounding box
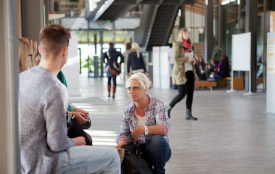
[186,109,198,120]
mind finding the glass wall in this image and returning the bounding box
[71,30,134,77]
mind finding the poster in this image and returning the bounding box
[266,32,275,113]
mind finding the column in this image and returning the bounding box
[21,0,44,41]
[245,0,257,92]
[204,0,214,61]
[0,0,20,173]
[179,4,185,28]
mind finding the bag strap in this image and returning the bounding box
[106,51,111,59]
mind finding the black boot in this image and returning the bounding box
[186,109,198,120]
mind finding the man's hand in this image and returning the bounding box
[74,136,86,146]
[131,126,145,141]
[73,112,89,124]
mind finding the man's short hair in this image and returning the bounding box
[39,24,71,56]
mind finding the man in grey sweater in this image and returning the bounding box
[19,24,120,174]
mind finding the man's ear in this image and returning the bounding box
[62,47,68,57]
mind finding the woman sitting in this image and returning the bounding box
[117,73,171,174]
[197,56,207,80]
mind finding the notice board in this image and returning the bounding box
[232,32,251,71]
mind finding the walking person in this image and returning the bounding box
[103,42,124,98]
[127,42,148,76]
[167,28,198,120]
[123,42,131,79]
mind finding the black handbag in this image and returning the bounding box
[121,143,153,174]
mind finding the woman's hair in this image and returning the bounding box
[198,56,205,68]
[126,73,152,90]
[131,42,140,58]
[19,37,38,72]
[177,28,189,42]
[222,54,228,62]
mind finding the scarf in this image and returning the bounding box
[182,39,192,53]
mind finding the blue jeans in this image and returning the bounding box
[128,135,171,174]
[57,146,120,174]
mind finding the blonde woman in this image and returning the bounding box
[117,73,171,174]
[127,42,147,76]
[167,28,198,120]
[19,38,39,72]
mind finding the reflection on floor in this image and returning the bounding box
[70,74,275,174]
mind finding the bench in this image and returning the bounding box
[195,81,217,90]
[218,77,244,90]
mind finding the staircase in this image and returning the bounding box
[134,5,159,50]
[146,4,179,51]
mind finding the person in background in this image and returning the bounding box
[167,28,198,120]
[207,58,217,81]
[117,73,171,174]
[19,24,120,174]
[103,42,124,98]
[214,54,230,82]
[123,42,131,79]
[197,56,207,80]
[18,37,38,72]
[127,42,148,76]
[168,46,177,89]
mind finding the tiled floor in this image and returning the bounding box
[71,75,275,174]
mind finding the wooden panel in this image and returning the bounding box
[195,81,217,87]
[17,0,21,37]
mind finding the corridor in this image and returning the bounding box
[71,75,275,174]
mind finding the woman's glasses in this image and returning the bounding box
[126,86,142,91]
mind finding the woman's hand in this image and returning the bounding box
[188,57,195,63]
[76,108,89,115]
[131,126,145,141]
[117,139,128,151]
[73,112,89,124]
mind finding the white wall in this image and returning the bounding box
[62,34,81,96]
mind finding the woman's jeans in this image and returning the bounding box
[128,135,171,174]
[169,71,195,110]
[57,146,120,174]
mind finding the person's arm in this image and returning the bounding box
[102,52,107,64]
[131,125,165,141]
[131,101,169,141]
[173,42,189,64]
[43,86,76,152]
[70,104,89,115]
[127,54,131,73]
[140,53,147,72]
[119,52,124,64]
[117,111,131,149]
[153,101,170,135]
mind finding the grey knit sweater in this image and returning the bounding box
[19,66,76,174]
